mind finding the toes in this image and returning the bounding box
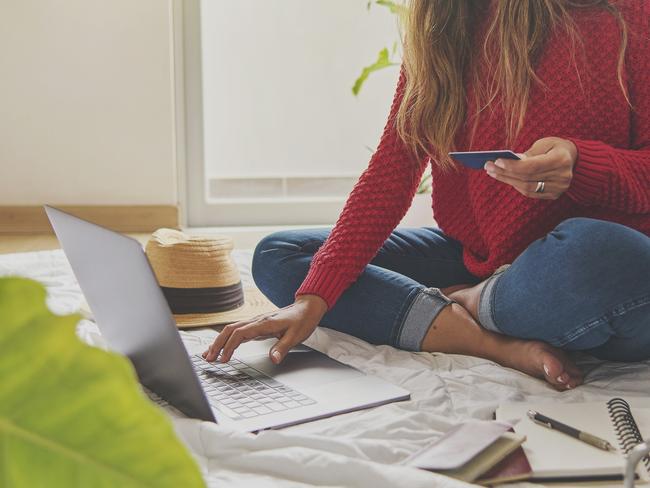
[540,354,574,390]
[558,356,584,388]
[541,356,563,382]
[556,372,570,385]
[565,369,584,389]
[540,349,584,390]
[550,372,571,390]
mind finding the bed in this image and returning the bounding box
[2,248,648,487]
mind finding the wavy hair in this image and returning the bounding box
[396,0,629,168]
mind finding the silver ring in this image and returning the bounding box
[535,181,545,193]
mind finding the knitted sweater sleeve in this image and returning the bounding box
[566,7,650,213]
[295,69,427,308]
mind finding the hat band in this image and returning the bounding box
[161,282,245,315]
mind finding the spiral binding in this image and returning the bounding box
[607,397,650,473]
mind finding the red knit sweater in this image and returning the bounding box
[297,2,650,309]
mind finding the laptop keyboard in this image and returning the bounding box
[190,355,316,420]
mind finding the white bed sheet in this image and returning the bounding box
[2,249,649,488]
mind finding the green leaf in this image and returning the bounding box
[373,0,408,17]
[416,173,433,194]
[0,277,205,488]
[352,47,399,96]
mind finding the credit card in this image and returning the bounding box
[449,150,521,170]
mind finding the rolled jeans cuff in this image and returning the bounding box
[478,272,505,333]
[397,287,454,351]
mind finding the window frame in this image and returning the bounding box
[175,0,348,227]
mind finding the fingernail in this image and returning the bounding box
[272,350,281,363]
[543,364,550,376]
[484,162,491,170]
[495,159,505,169]
[556,375,566,384]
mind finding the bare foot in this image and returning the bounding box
[501,339,584,390]
[425,292,583,391]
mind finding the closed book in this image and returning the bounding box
[438,432,526,483]
[476,445,532,486]
[405,420,525,484]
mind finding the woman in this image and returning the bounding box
[204,0,650,391]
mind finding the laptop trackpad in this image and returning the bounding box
[242,349,364,390]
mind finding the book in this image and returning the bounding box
[496,397,650,482]
[405,420,526,483]
[476,445,532,486]
[441,432,526,483]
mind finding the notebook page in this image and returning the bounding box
[497,402,623,477]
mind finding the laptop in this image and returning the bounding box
[45,206,410,432]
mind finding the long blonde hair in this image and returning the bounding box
[396,0,629,169]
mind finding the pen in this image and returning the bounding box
[527,410,616,452]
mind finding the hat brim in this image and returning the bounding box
[173,286,278,328]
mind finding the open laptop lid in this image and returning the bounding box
[44,206,215,422]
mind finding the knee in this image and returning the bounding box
[251,229,328,291]
[252,230,289,261]
[552,218,650,264]
[549,218,650,290]
[554,218,626,246]
[252,230,295,288]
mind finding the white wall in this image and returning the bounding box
[0,0,177,205]
[200,0,400,180]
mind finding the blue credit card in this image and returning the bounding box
[449,150,521,170]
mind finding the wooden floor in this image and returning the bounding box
[0,233,151,254]
[0,222,331,255]
[0,228,282,255]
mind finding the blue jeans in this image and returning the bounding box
[252,218,650,362]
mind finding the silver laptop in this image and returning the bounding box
[45,206,409,432]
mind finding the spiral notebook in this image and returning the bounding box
[496,398,650,482]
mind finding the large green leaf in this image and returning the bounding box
[0,277,205,488]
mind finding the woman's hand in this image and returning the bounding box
[202,294,328,364]
[484,137,578,200]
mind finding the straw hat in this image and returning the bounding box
[145,228,277,328]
